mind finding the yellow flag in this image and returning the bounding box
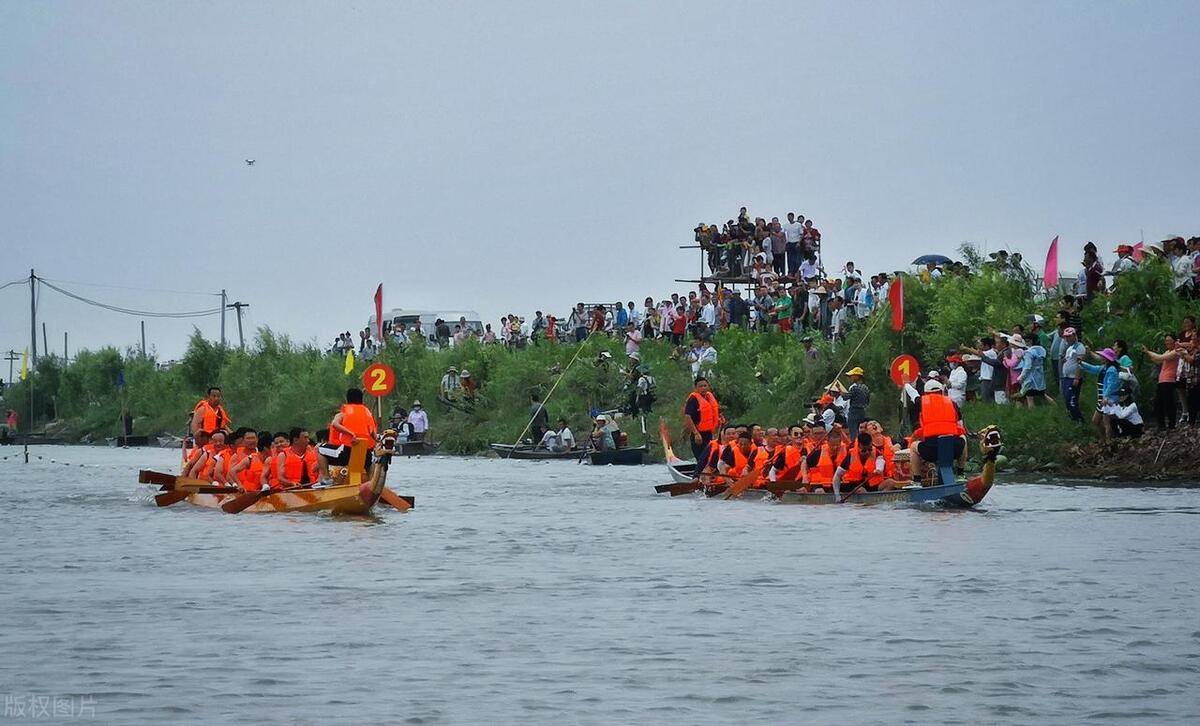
[19,348,28,381]
[343,348,354,375]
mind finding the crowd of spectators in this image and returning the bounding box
[327,204,1198,442]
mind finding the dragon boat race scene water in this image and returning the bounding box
[3,1,1200,724]
[0,449,1198,724]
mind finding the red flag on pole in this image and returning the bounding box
[1131,241,1145,263]
[1043,235,1059,290]
[888,276,904,332]
[374,284,383,341]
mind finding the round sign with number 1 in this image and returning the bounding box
[889,355,920,387]
[362,362,396,398]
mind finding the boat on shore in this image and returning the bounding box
[138,432,411,516]
[588,445,647,466]
[398,440,439,457]
[489,443,586,460]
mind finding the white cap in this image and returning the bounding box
[924,380,944,392]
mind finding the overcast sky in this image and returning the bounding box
[2,1,1198,362]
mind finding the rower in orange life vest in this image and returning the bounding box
[190,386,231,436]
[750,427,777,486]
[716,430,758,480]
[682,376,722,463]
[909,379,967,483]
[802,418,847,492]
[771,424,807,482]
[862,419,900,486]
[262,432,289,490]
[276,427,319,488]
[185,430,228,481]
[317,388,378,483]
[831,431,887,498]
[228,430,265,491]
[696,424,735,481]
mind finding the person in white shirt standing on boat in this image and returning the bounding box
[408,400,429,441]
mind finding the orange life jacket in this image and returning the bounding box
[329,403,378,446]
[193,400,230,433]
[237,452,265,491]
[198,444,225,480]
[685,391,721,433]
[281,447,317,487]
[266,448,283,488]
[841,446,879,485]
[775,444,804,479]
[877,436,896,479]
[918,394,963,438]
[751,446,773,485]
[808,442,837,486]
[723,443,757,478]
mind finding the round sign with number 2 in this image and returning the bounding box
[361,362,396,398]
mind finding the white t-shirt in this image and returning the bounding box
[979,349,998,382]
[700,303,717,326]
[783,222,803,244]
[948,366,968,405]
[408,409,429,433]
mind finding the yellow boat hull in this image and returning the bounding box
[184,482,381,515]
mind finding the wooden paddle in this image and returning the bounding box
[139,470,178,488]
[667,481,704,496]
[380,487,414,512]
[720,462,766,500]
[154,484,239,507]
[221,486,293,514]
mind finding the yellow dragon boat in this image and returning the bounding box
[139,431,412,516]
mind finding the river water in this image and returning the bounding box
[0,446,1197,725]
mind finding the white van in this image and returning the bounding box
[369,308,484,346]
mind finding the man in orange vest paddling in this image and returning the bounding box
[716,430,758,480]
[909,379,967,484]
[682,376,722,463]
[190,386,231,436]
[317,388,378,483]
[831,431,887,499]
[277,428,319,489]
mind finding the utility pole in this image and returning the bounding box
[140,320,147,358]
[4,350,17,386]
[42,323,48,361]
[63,332,68,361]
[29,269,37,365]
[227,301,250,350]
[220,288,227,347]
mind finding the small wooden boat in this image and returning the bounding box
[139,432,410,516]
[398,440,439,457]
[588,445,648,466]
[489,443,586,460]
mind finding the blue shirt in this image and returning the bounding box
[1081,362,1122,401]
[615,308,628,327]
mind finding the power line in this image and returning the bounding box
[0,279,25,292]
[37,278,223,319]
[37,276,221,298]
